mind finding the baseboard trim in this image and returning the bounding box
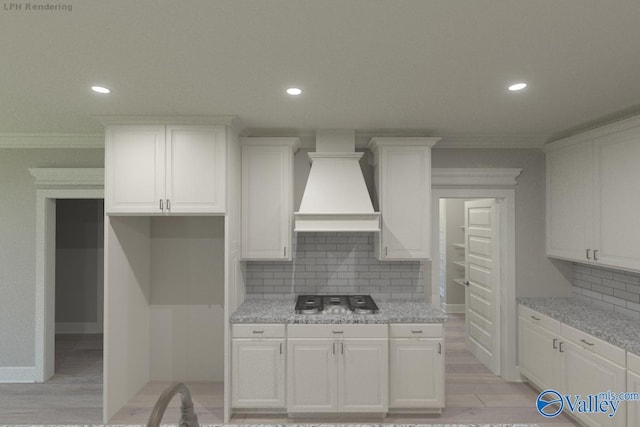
[0,367,35,383]
[55,322,100,334]
[441,303,466,314]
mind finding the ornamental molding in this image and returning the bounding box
[432,168,522,187]
[29,168,104,188]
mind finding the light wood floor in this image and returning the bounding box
[0,316,580,425]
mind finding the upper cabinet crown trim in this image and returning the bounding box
[545,114,640,151]
[368,137,441,150]
[96,115,241,128]
[240,137,301,152]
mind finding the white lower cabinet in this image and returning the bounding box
[389,324,444,411]
[286,324,388,414]
[626,353,640,427]
[518,306,562,391]
[231,324,286,409]
[563,338,626,427]
[518,305,630,427]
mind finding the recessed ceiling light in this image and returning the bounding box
[286,87,302,96]
[508,82,527,92]
[91,85,111,94]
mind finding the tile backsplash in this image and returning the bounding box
[245,232,425,300]
[572,263,640,319]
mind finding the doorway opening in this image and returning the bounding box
[53,199,104,385]
[430,179,519,381]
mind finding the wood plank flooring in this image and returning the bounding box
[0,316,580,425]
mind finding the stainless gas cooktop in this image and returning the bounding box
[295,295,379,315]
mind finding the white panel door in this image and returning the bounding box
[389,338,443,408]
[105,125,165,214]
[379,146,430,259]
[231,339,285,408]
[287,339,338,413]
[594,129,640,271]
[165,126,226,214]
[546,141,594,262]
[338,339,388,412]
[241,144,292,260]
[464,199,500,375]
[517,316,561,391]
[563,340,626,427]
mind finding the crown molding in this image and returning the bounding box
[434,134,548,149]
[95,115,241,128]
[432,168,523,187]
[0,133,103,149]
[544,113,640,151]
[29,168,104,188]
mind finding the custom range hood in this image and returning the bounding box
[294,130,380,232]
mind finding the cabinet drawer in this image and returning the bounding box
[232,323,285,338]
[628,352,640,374]
[288,323,388,339]
[390,323,442,338]
[561,324,625,367]
[519,305,561,335]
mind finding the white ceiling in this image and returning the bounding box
[3,0,640,145]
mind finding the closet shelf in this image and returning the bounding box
[452,278,466,287]
[453,243,465,250]
[453,261,466,268]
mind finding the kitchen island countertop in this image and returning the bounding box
[230,298,446,324]
[518,297,640,356]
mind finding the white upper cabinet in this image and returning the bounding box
[241,138,299,260]
[368,137,439,260]
[105,124,227,215]
[545,117,640,272]
[546,141,594,261]
[594,131,640,271]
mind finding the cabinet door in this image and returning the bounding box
[389,338,443,409]
[518,316,561,391]
[594,129,640,272]
[546,141,594,262]
[627,370,640,427]
[231,339,285,408]
[339,338,388,412]
[241,144,292,259]
[165,126,226,214]
[379,146,430,259]
[105,125,166,214]
[287,339,338,413]
[563,340,626,427]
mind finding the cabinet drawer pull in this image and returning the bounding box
[332,342,335,354]
[284,246,286,256]
[252,330,264,334]
[341,342,344,354]
[593,250,598,261]
[332,330,344,334]
[530,315,541,321]
[581,339,595,346]
[411,330,423,334]
[279,342,283,354]
[438,342,442,354]
[586,248,591,260]
[159,199,163,211]
[552,338,558,349]
[559,341,564,353]
[167,199,171,211]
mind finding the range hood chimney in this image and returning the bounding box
[294,130,380,232]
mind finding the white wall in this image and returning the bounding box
[432,148,573,297]
[0,148,103,368]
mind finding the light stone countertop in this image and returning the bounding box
[229,298,447,324]
[518,297,640,356]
